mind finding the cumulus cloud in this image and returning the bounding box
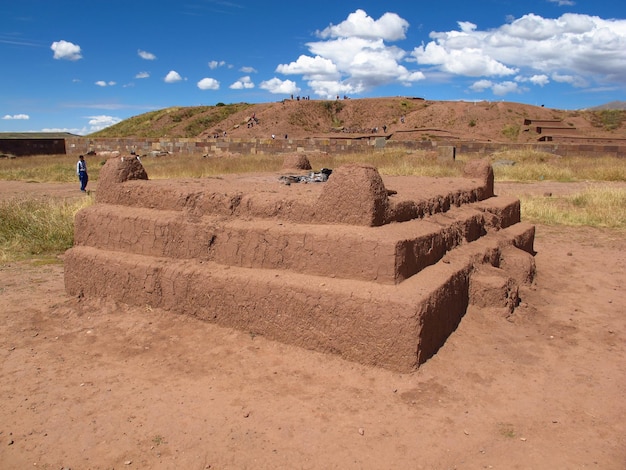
[197,77,220,90]
[164,70,183,83]
[208,60,226,69]
[2,114,29,120]
[470,79,525,96]
[51,40,82,60]
[138,49,156,60]
[95,81,116,87]
[276,55,340,80]
[276,10,424,99]
[240,66,257,74]
[551,72,588,87]
[516,74,550,86]
[135,71,150,79]
[259,78,300,95]
[317,9,409,41]
[230,76,254,90]
[86,115,122,132]
[413,41,517,77]
[492,81,524,96]
[410,12,626,96]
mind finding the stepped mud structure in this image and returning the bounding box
[64,156,536,372]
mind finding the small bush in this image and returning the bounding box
[501,124,520,140]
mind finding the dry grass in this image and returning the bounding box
[2,149,624,183]
[489,150,626,182]
[0,154,82,183]
[520,186,626,229]
[0,195,93,262]
[0,151,624,262]
[134,149,466,180]
[142,153,283,179]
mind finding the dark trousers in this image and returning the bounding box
[79,171,88,191]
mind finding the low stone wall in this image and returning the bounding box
[0,138,66,156]
[65,136,626,158]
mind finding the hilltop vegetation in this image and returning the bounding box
[89,97,626,143]
[91,103,252,138]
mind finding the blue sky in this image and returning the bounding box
[1,0,625,135]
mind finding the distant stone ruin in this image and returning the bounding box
[64,155,536,372]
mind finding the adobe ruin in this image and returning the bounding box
[64,155,536,372]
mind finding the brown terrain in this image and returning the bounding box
[1,98,625,469]
[1,171,625,469]
[94,97,626,144]
[202,98,624,143]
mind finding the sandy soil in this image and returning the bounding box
[0,181,625,469]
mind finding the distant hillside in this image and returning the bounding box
[586,101,626,111]
[89,98,626,143]
[90,103,252,139]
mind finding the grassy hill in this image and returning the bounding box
[89,98,626,143]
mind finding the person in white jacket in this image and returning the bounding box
[76,155,88,192]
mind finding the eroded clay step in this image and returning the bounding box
[64,223,535,372]
[74,196,522,284]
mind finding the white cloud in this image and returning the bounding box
[95,81,116,87]
[138,49,156,60]
[2,114,29,120]
[197,77,220,90]
[276,11,424,98]
[470,80,493,92]
[307,80,363,99]
[276,55,340,80]
[42,126,87,135]
[164,70,183,83]
[523,74,550,86]
[317,9,409,41]
[410,12,626,95]
[135,71,150,79]
[413,42,517,77]
[551,72,588,87]
[50,40,82,61]
[492,81,523,96]
[229,76,254,90]
[240,66,257,73]
[259,78,300,95]
[470,79,525,95]
[208,60,226,69]
[86,115,122,132]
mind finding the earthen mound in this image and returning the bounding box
[282,153,312,171]
[65,157,536,372]
[316,163,389,226]
[97,155,147,195]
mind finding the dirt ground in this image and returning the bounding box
[0,180,625,469]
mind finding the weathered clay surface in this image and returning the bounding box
[281,153,313,171]
[65,156,536,371]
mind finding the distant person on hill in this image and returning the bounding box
[76,155,88,192]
